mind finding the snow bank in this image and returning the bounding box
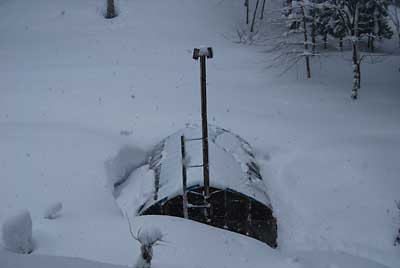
[105,146,147,195]
[116,165,155,215]
[1,210,33,254]
[0,250,129,268]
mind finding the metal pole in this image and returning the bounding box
[181,135,189,219]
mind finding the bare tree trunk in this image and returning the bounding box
[371,37,375,53]
[398,32,400,48]
[106,0,116,19]
[351,43,360,99]
[351,4,360,99]
[301,6,311,78]
[260,0,266,20]
[287,0,292,16]
[250,0,260,32]
[245,0,249,24]
[311,13,316,54]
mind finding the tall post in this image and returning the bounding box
[181,136,189,219]
[200,56,210,200]
[193,47,213,222]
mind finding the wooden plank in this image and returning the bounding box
[181,135,189,219]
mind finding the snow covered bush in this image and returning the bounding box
[126,216,163,268]
[134,227,163,268]
[1,210,34,254]
[43,202,63,219]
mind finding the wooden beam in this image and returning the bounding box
[181,136,189,219]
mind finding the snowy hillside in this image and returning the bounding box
[0,0,399,268]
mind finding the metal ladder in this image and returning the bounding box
[180,135,210,220]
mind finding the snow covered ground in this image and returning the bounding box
[0,0,399,267]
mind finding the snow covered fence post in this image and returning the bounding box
[193,47,213,222]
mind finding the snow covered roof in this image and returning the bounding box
[141,125,272,212]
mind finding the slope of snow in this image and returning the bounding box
[0,0,399,268]
[0,217,394,268]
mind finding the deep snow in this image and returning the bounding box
[0,0,399,268]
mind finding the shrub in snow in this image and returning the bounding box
[43,202,63,219]
[105,146,146,196]
[134,228,163,268]
[126,216,163,268]
[1,210,34,254]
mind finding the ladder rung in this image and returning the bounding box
[187,203,211,208]
[186,164,204,168]
[188,191,203,196]
[184,137,204,142]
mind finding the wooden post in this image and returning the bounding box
[200,56,210,200]
[193,47,213,222]
[181,136,189,219]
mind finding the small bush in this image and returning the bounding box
[134,227,163,268]
[44,202,63,219]
[1,210,34,254]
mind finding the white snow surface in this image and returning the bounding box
[0,0,399,268]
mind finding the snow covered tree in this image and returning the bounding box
[266,0,325,77]
[362,0,393,51]
[379,0,400,47]
[309,0,335,49]
[327,0,393,98]
[333,0,363,98]
[1,210,34,254]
